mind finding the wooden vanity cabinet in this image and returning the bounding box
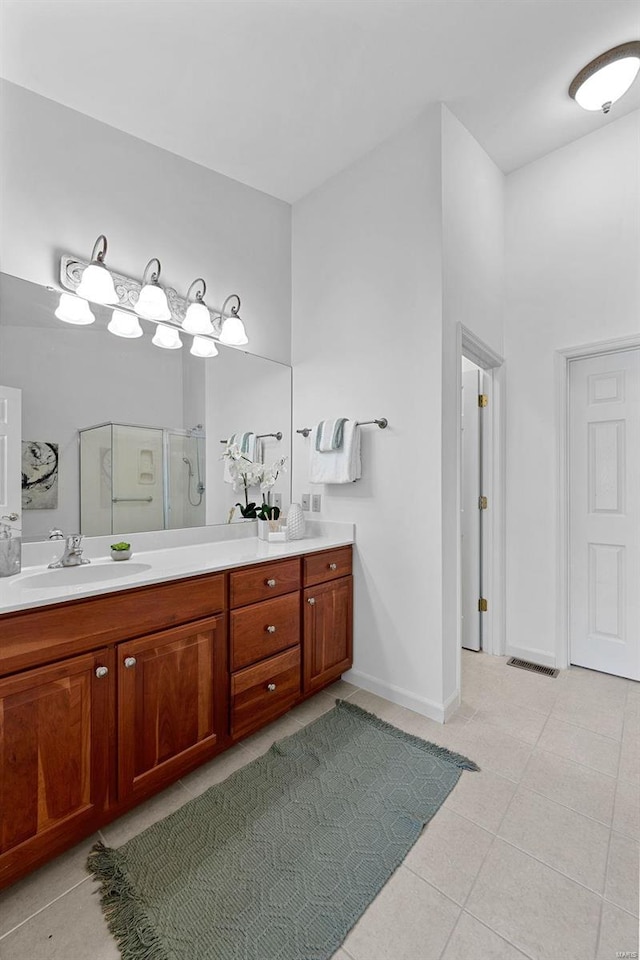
[303,549,353,695]
[0,647,112,887]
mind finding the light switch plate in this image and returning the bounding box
[312,494,322,512]
[301,493,311,511]
[272,493,282,510]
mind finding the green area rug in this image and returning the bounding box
[88,699,478,960]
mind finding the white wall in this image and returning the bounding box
[441,108,505,703]
[292,107,448,717]
[0,81,292,365]
[505,110,640,665]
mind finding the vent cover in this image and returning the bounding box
[507,657,559,679]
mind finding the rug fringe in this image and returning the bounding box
[336,699,480,771]
[87,841,170,960]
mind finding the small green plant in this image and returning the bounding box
[110,541,131,551]
[256,503,281,521]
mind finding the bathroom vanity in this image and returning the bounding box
[0,530,353,888]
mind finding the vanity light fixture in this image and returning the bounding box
[182,278,214,335]
[54,293,96,325]
[218,294,248,346]
[134,258,172,321]
[190,335,219,358]
[76,235,118,304]
[152,323,183,350]
[107,310,143,338]
[569,41,640,113]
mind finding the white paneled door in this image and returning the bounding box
[461,364,482,651]
[0,385,22,535]
[569,349,640,680]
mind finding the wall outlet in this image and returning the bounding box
[312,494,322,512]
[301,493,311,511]
[272,493,282,511]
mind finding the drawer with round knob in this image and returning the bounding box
[229,558,301,608]
[303,546,352,587]
[231,646,301,741]
[230,592,300,670]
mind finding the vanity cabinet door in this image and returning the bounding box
[0,648,111,888]
[303,577,353,695]
[117,616,227,801]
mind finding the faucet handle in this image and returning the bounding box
[49,528,64,540]
[67,534,83,548]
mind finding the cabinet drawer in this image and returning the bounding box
[231,593,300,671]
[231,647,301,740]
[230,558,301,608]
[304,546,352,587]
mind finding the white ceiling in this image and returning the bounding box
[1,0,639,202]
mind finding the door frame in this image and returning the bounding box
[455,324,506,684]
[555,333,640,670]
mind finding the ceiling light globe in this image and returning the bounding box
[183,301,214,335]
[219,314,248,346]
[135,283,171,321]
[76,263,118,304]
[190,336,219,358]
[108,310,143,338]
[575,57,640,111]
[152,323,182,350]
[54,293,96,325]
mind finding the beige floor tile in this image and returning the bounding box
[605,831,640,917]
[498,786,610,893]
[596,901,640,960]
[441,911,530,960]
[558,665,633,698]
[404,807,493,905]
[288,691,335,725]
[444,767,517,834]
[330,951,353,960]
[521,749,616,825]
[343,865,460,960]
[472,697,548,745]
[238,713,305,757]
[100,781,193,848]
[179,744,255,797]
[0,878,119,960]
[537,716,620,778]
[0,834,99,938]
[618,732,640,786]
[466,839,601,960]
[324,678,360,700]
[452,720,533,782]
[347,688,407,725]
[613,778,640,840]
[551,688,625,741]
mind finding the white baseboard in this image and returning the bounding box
[342,668,447,724]
[505,645,557,669]
[442,687,461,722]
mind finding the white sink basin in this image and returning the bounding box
[18,562,152,589]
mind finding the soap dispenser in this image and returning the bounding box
[0,522,21,577]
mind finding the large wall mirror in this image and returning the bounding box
[0,273,292,541]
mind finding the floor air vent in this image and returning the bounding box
[507,657,559,679]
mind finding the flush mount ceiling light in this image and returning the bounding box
[134,258,172,321]
[569,41,640,113]
[108,310,143,339]
[182,278,214,335]
[218,294,248,346]
[76,235,118,304]
[54,293,95,325]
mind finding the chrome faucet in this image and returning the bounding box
[48,534,91,568]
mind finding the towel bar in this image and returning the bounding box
[296,418,388,438]
[220,432,283,444]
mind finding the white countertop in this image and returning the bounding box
[0,522,355,615]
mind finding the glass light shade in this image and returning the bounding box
[135,282,171,321]
[152,323,182,349]
[54,293,95,325]
[190,336,219,358]
[219,314,248,346]
[107,310,143,338]
[182,300,214,335]
[76,262,118,304]
[574,57,640,111]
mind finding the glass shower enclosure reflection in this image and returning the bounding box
[79,422,206,536]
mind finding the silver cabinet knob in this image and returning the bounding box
[266,625,276,633]
[124,656,137,669]
[265,578,276,587]
[307,597,316,605]
[329,562,338,571]
[95,666,109,679]
[1,513,19,522]
[266,682,277,692]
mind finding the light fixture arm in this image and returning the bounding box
[90,235,108,264]
[220,293,241,318]
[142,258,162,286]
[187,278,207,303]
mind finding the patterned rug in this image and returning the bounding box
[88,699,478,960]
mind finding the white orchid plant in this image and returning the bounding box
[222,443,287,520]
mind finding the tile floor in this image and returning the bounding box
[0,654,638,960]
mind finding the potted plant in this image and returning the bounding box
[222,444,287,529]
[110,541,132,561]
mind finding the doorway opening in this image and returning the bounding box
[461,356,484,652]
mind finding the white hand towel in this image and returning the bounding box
[309,420,361,484]
[223,432,262,483]
[316,418,347,452]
